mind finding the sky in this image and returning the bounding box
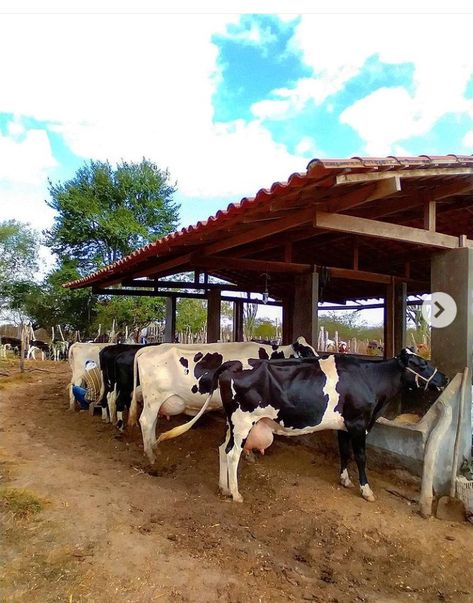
[0,1,472,323]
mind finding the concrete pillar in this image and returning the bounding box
[164,296,176,343]
[431,247,473,472]
[233,299,244,342]
[291,270,319,347]
[207,289,221,343]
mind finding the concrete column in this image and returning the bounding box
[291,270,319,347]
[431,247,473,473]
[233,299,244,342]
[164,296,176,343]
[207,289,221,343]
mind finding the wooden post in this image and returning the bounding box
[164,296,176,343]
[394,281,407,354]
[207,289,221,343]
[384,279,395,358]
[292,269,318,347]
[233,299,244,342]
[282,295,293,345]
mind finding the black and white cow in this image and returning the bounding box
[98,343,161,428]
[98,344,144,423]
[128,337,317,463]
[158,348,448,503]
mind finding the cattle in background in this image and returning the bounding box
[0,336,21,355]
[27,339,50,360]
[68,342,113,410]
[158,349,447,503]
[128,337,317,463]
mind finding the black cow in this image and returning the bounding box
[159,348,448,503]
[98,344,144,422]
[99,343,161,429]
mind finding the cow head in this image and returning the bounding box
[292,336,318,358]
[398,348,448,391]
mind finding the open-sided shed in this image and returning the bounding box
[65,154,473,511]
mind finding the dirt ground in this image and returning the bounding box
[1,359,473,603]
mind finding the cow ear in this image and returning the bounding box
[398,347,413,366]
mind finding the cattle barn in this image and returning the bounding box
[65,154,473,516]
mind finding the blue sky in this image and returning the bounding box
[1,4,473,266]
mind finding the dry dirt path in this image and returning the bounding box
[1,360,472,602]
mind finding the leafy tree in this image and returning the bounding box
[94,296,166,335]
[45,158,180,273]
[243,303,258,340]
[0,220,40,322]
[253,318,278,341]
[319,310,383,342]
[9,260,96,333]
[176,298,207,333]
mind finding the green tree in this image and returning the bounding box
[94,296,166,335]
[45,158,180,273]
[10,260,96,333]
[0,220,40,321]
[176,298,207,333]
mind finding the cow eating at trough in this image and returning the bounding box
[128,337,317,463]
[157,348,448,503]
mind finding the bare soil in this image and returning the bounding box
[1,359,472,602]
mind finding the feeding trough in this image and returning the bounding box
[367,371,471,517]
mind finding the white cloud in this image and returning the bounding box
[258,13,473,153]
[0,126,57,185]
[463,131,473,148]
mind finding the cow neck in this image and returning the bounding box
[365,358,404,402]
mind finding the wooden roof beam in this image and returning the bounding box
[203,206,316,255]
[314,211,473,249]
[336,167,473,184]
[324,176,401,213]
[194,255,312,274]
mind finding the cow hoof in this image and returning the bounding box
[116,420,124,432]
[340,477,354,488]
[360,485,376,502]
[232,493,244,503]
[102,415,110,423]
[219,486,231,497]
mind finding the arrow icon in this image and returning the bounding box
[434,301,444,319]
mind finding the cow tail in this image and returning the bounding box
[156,361,239,444]
[127,350,141,427]
[156,390,215,444]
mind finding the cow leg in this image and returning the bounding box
[101,406,109,422]
[337,431,354,488]
[108,386,118,424]
[350,430,375,502]
[139,398,162,464]
[227,430,251,503]
[218,426,231,496]
[69,384,76,410]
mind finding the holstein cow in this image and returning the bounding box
[68,342,113,413]
[99,344,143,423]
[128,337,317,463]
[99,343,161,427]
[158,348,447,503]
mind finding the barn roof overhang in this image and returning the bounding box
[64,154,473,304]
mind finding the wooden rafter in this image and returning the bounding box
[336,167,473,184]
[194,255,312,274]
[314,211,472,249]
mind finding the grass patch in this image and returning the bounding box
[0,487,45,519]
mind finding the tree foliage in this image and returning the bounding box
[0,220,39,284]
[94,296,166,334]
[176,298,207,333]
[45,158,180,273]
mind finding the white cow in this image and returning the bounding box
[127,338,317,463]
[67,342,112,417]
